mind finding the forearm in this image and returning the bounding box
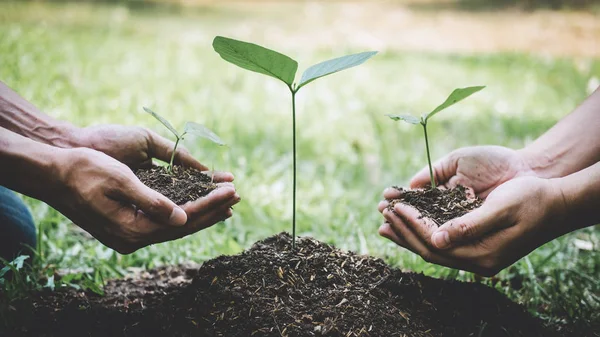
[0,127,64,200]
[554,161,600,233]
[0,81,81,148]
[519,87,600,179]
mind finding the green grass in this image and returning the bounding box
[0,0,598,332]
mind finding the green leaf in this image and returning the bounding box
[213,36,298,86]
[297,51,378,89]
[184,122,226,146]
[425,86,485,122]
[143,107,180,138]
[387,114,421,125]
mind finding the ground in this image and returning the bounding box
[0,0,598,334]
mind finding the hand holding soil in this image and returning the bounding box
[47,147,240,254]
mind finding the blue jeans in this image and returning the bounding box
[0,186,36,261]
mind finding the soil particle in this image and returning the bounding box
[135,166,216,205]
[2,233,561,337]
[388,185,483,226]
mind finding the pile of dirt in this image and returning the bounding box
[135,166,216,205]
[388,186,483,226]
[2,233,561,337]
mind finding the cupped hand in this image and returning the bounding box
[50,148,240,254]
[378,176,567,276]
[77,125,234,182]
[394,146,536,199]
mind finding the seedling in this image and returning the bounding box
[213,36,377,249]
[143,107,226,174]
[387,86,485,189]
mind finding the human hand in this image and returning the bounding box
[378,176,568,276]
[77,125,234,182]
[49,148,240,254]
[402,145,536,198]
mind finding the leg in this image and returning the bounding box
[0,186,36,261]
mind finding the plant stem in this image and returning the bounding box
[291,90,297,250]
[422,123,436,189]
[169,136,180,173]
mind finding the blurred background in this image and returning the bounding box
[1,0,599,331]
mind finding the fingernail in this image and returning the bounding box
[169,207,187,226]
[432,231,450,249]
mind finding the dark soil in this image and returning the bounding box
[388,185,483,226]
[135,166,217,205]
[2,233,563,337]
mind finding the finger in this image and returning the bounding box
[150,205,234,244]
[378,222,413,252]
[409,152,458,189]
[107,174,188,227]
[180,186,239,218]
[201,170,235,183]
[431,202,508,250]
[383,187,403,200]
[146,129,209,171]
[393,202,439,244]
[378,200,390,213]
[382,209,490,275]
[383,208,432,256]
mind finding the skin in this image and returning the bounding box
[378,87,600,276]
[0,81,240,254]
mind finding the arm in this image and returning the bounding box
[0,81,79,148]
[0,80,227,174]
[520,86,600,178]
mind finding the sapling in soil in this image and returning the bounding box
[134,107,226,205]
[143,107,225,174]
[387,86,484,189]
[213,36,377,248]
[386,86,485,225]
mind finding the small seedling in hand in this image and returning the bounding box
[387,86,485,189]
[213,36,377,249]
[143,107,225,174]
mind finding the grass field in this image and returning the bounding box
[1,0,599,331]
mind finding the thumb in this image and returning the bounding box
[430,202,506,250]
[409,152,458,189]
[110,177,188,226]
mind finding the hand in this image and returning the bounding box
[378,176,568,276]
[77,125,233,182]
[48,148,240,254]
[407,145,536,198]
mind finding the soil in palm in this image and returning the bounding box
[388,185,483,226]
[135,166,216,205]
[3,233,563,337]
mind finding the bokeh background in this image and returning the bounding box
[1,0,599,330]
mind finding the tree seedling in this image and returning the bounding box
[213,36,377,249]
[387,86,485,189]
[143,107,226,174]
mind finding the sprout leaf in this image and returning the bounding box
[297,51,378,89]
[387,114,421,125]
[184,122,226,146]
[425,86,485,122]
[212,36,298,86]
[143,107,180,138]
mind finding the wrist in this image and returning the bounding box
[517,146,558,179]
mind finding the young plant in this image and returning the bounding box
[387,86,485,189]
[143,107,225,174]
[213,36,377,249]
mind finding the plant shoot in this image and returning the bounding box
[213,36,377,249]
[387,86,485,189]
[143,107,225,173]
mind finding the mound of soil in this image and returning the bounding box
[388,186,483,226]
[1,233,561,337]
[135,166,217,205]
